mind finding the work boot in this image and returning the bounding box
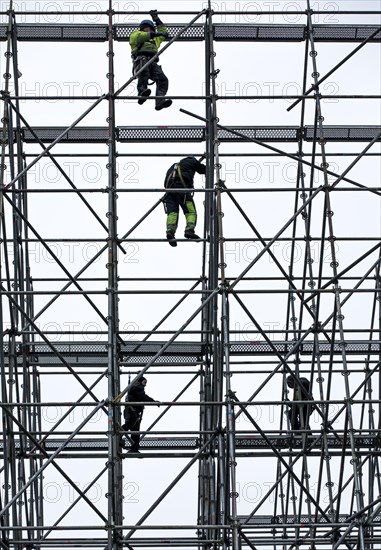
[166,231,177,247]
[184,230,200,240]
[155,98,172,111]
[138,88,151,105]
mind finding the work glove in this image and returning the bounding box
[149,9,163,25]
[149,9,159,21]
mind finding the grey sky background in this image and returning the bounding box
[1,0,381,546]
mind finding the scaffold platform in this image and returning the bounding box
[3,339,381,367]
[1,434,380,458]
[3,340,204,367]
[1,23,380,43]
[238,513,381,525]
[5,125,381,144]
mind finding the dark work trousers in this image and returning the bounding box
[133,56,168,108]
[288,403,311,431]
[122,408,142,452]
[163,191,197,235]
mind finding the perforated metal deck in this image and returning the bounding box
[10,126,381,144]
[1,24,380,43]
[304,125,381,141]
[238,513,381,525]
[229,340,381,355]
[1,434,379,454]
[236,434,381,449]
[2,340,205,367]
[20,126,110,143]
[117,126,205,142]
[3,340,380,368]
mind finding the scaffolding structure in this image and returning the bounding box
[1,0,381,548]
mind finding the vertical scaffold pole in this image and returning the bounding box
[222,289,239,550]
[306,2,366,547]
[199,4,218,549]
[106,1,123,548]
[9,8,43,546]
[206,5,229,549]
[0,2,22,547]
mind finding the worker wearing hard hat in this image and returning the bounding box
[129,10,172,111]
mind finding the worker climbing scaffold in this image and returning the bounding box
[129,9,172,111]
[286,373,315,432]
[121,375,160,455]
[163,156,206,247]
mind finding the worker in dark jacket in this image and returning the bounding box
[122,376,158,454]
[129,10,172,110]
[163,156,206,247]
[286,374,314,431]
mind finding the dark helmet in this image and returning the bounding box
[140,19,155,30]
[286,375,295,388]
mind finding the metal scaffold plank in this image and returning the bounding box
[1,434,380,453]
[2,341,204,367]
[10,125,381,143]
[229,340,381,355]
[1,24,380,42]
[3,340,381,368]
[238,513,381,524]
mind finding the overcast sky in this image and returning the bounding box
[1,1,381,547]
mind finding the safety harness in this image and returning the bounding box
[163,163,190,207]
[165,163,187,189]
[132,47,159,87]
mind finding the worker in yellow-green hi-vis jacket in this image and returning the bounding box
[129,9,172,111]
